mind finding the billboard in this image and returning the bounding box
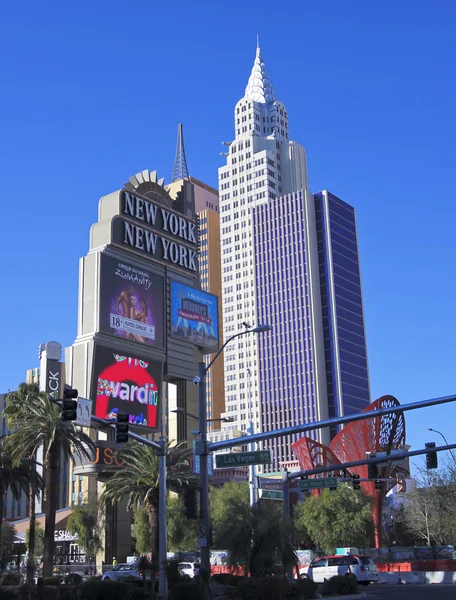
[170,281,219,351]
[99,254,165,348]
[91,345,162,430]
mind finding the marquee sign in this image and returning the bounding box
[111,190,198,272]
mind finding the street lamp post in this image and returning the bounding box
[195,324,272,576]
[247,368,258,506]
[428,428,456,468]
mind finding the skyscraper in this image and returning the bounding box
[218,45,370,470]
[218,44,309,437]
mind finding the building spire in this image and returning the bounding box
[172,122,189,182]
[244,44,276,104]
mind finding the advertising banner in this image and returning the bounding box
[170,281,219,351]
[99,254,165,348]
[91,345,162,430]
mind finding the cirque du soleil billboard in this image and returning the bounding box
[99,254,165,348]
[170,280,219,352]
[91,346,162,430]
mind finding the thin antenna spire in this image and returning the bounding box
[172,122,189,182]
[256,33,260,49]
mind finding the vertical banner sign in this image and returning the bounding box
[45,359,62,399]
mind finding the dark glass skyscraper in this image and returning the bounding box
[254,189,370,469]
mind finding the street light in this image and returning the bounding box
[195,324,272,576]
[428,428,456,468]
[170,408,235,423]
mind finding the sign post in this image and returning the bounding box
[215,450,271,469]
[76,398,93,427]
[261,490,283,501]
[299,477,339,491]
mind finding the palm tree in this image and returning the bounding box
[4,383,95,577]
[0,437,43,560]
[101,440,198,559]
[222,501,297,578]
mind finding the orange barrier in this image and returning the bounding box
[376,560,456,573]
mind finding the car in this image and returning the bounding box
[102,563,143,581]
[178,562,201,579]
[302,554,379,585]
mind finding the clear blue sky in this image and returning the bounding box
[1,1,455,467]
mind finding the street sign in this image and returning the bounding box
[215,450,271,468]
[197,526,207,538]
[197,537,207,547]
[76,397,93,427]
[261,490,283,501]
[299,477,338,490]
[193,441,214,476]
[259,478,283,491]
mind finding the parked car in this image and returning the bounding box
[102,563,144,581]
[301,554,379,585]
[178,562,201,579]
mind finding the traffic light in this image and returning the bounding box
[375,480,382,490]
[367,456,378,480]
[62,387,78,421]
[183,488,198,519]
[116,413,129,444]
[425,442,438,469]
[352,474,361,490]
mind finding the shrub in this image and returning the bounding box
[80,580,131,600]
[1,573,22,586]
[64,573,83,585]
[168,582,202,600]
[32,587,59,600]
[0,588,19,600]
[43,577,62,587]
[130,588,155,600]
[321,575,358,596]
[293,578,319,599]
[165,559,185,590]
[238,577,293,600]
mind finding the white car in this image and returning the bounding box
[178,562,200,579]
[302,554,379,585]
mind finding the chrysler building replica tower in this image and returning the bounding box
[218,44,309,436]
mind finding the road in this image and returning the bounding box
[366,584,456,599]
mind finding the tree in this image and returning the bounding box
[167,495,197,552]
[382,502,420,547]
[398,465,456,546]
[0,523,16,559]
[67,504,103,576]
[133,506,152,555]
[294,486,374,554]
[4,383,95,577]
[26,521,45,558]
[210,482,250,549]
[219,499,296,577]
[0,437,42,560]
[100,440,198,559]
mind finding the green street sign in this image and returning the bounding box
[261,490,283,501]
[215,450,272,468]
[299,477,338,490]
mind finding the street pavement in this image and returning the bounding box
[366,584,456,599]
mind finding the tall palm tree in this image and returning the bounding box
[4,383,95,577]
[101,440,198,559]
[0,437,43,559]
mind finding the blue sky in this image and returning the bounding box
[1,1,455,467]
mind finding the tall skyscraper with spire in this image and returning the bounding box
[218,45,370,470]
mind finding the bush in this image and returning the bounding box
[43,577,62,587]
[64,573,83,585]
[168,582,202,600]
[31,587,59,600]
[0,588,19,600]
[321,575,358,596]
[165,559,186,590]
[293,578,319,599]
[1,573,22,586]
[238,577,293,600]
[80,580,131,600]
[211,573,243,586]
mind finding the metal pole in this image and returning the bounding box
[209,393,456,453]
[429,428,456,468]
[248,368,257,506]
[158,438,167,599]
[281,470,293,582]
[198,361,210,576]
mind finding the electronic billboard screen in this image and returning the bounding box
[170,280,219,352]
[91,345,162,430]
[99,254,165,348]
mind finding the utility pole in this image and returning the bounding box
[247,368,258,506]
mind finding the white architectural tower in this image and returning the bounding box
[218,44,309,435]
